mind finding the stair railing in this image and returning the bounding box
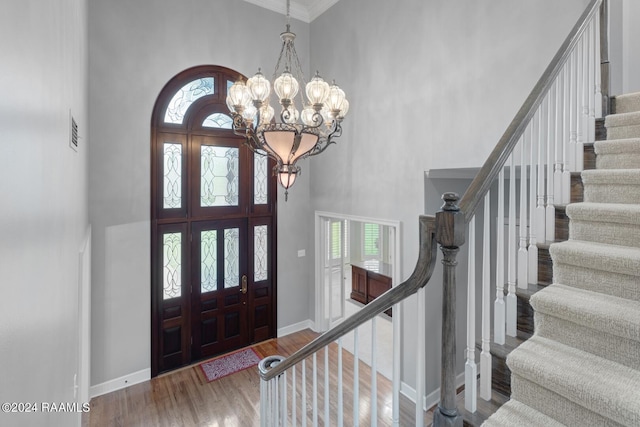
[457,0,607,420]
[260,215,438,426]
[258,0,608,425]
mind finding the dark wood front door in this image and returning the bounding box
[191,218,249,360]
[151,66,277,376]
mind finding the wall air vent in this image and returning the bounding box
[70,111,78,152]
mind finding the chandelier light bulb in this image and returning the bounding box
[274,68,299,102]
[242,103,257,123]
[259,104,275,126]
[337,98,349,119]
[305,72,330,105]
[247,69,271,103]
[227,80,252,112]
[326,82,346,115]
[301,104,318,126]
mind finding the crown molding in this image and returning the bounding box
[243,0,340,23]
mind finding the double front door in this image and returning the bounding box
[152,126,276,375]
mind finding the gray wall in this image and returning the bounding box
[87,0,312,387]
[308,0,590,398]
[0,0,89,425]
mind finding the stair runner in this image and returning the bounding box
[483,91,640,426]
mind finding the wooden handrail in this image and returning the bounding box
[260,215,438,381]
[458,0,602,223]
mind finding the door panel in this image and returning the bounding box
[190,135,249,218]
[191,219,249,360]
[249,217,273,343]
[157,223,190,373]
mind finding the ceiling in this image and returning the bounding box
[243,0,340,23]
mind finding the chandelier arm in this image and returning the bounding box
[306,122,342,157]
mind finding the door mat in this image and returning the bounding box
[199,347,262,382]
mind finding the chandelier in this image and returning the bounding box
[225,0,349,201]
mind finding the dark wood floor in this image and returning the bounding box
[85,329,439,426]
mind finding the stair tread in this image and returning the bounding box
[566,202,640,224]
[605,110,640,127]
[582,168,640,183]
[550,240,640,276]
[482,399,566,427]
[531,283,640,342]
[594,137,640,153]
[507,335,640,426]
[613,92,640,114]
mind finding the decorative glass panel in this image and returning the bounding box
[254,154,268,205]
[227,80,234,92]
[254,225,268,282]
[164,77,215,124]
[163,232,182,300]
[201,230,217,293]
[163,143,182,209]
[202,113,233,129]
[201,146,239,207]
[224,228,240,288]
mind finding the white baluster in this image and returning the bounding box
[569,41,582,172]
[392,301,401,427]
[313,353,318,427]
[494,168,506,346]
[338,338,343,427]
[465,215,478,412]
[506,153,517,337]
[261,377,267,427]
[274,376,279,427]
[480,192,492,401]
[594,11,603,119]
[415,288,425,425]
[555,68,565,205]
[577,36,586,172]
[371,318,378,427]
[293,363,297,427]
[537,98,547,245]
[546,83,556,243]
[302,359,307,427]
[324,347,329,427]
[518,130,529,289]
[588,20,596,142]
[353,329,359,427]
[563,59,572,204]
[282,372,288,427]
[528,113,539,285]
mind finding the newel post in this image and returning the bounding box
[433,192,465,427]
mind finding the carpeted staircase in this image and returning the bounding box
[484,91,640,426]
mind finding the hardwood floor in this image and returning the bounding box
[85,329,436,426]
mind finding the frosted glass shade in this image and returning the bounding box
[248,70,271,102]
[306,73,330,105]
[326,83,346,113]
[262,130,319,164]
[274,71,299,101]
[227,81,251,111]
[277,166,298,189]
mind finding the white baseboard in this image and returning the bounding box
[277,319,316,337]
[90,368,150,398]
[400,372,466,411]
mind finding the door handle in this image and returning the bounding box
[241,275,248,294]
